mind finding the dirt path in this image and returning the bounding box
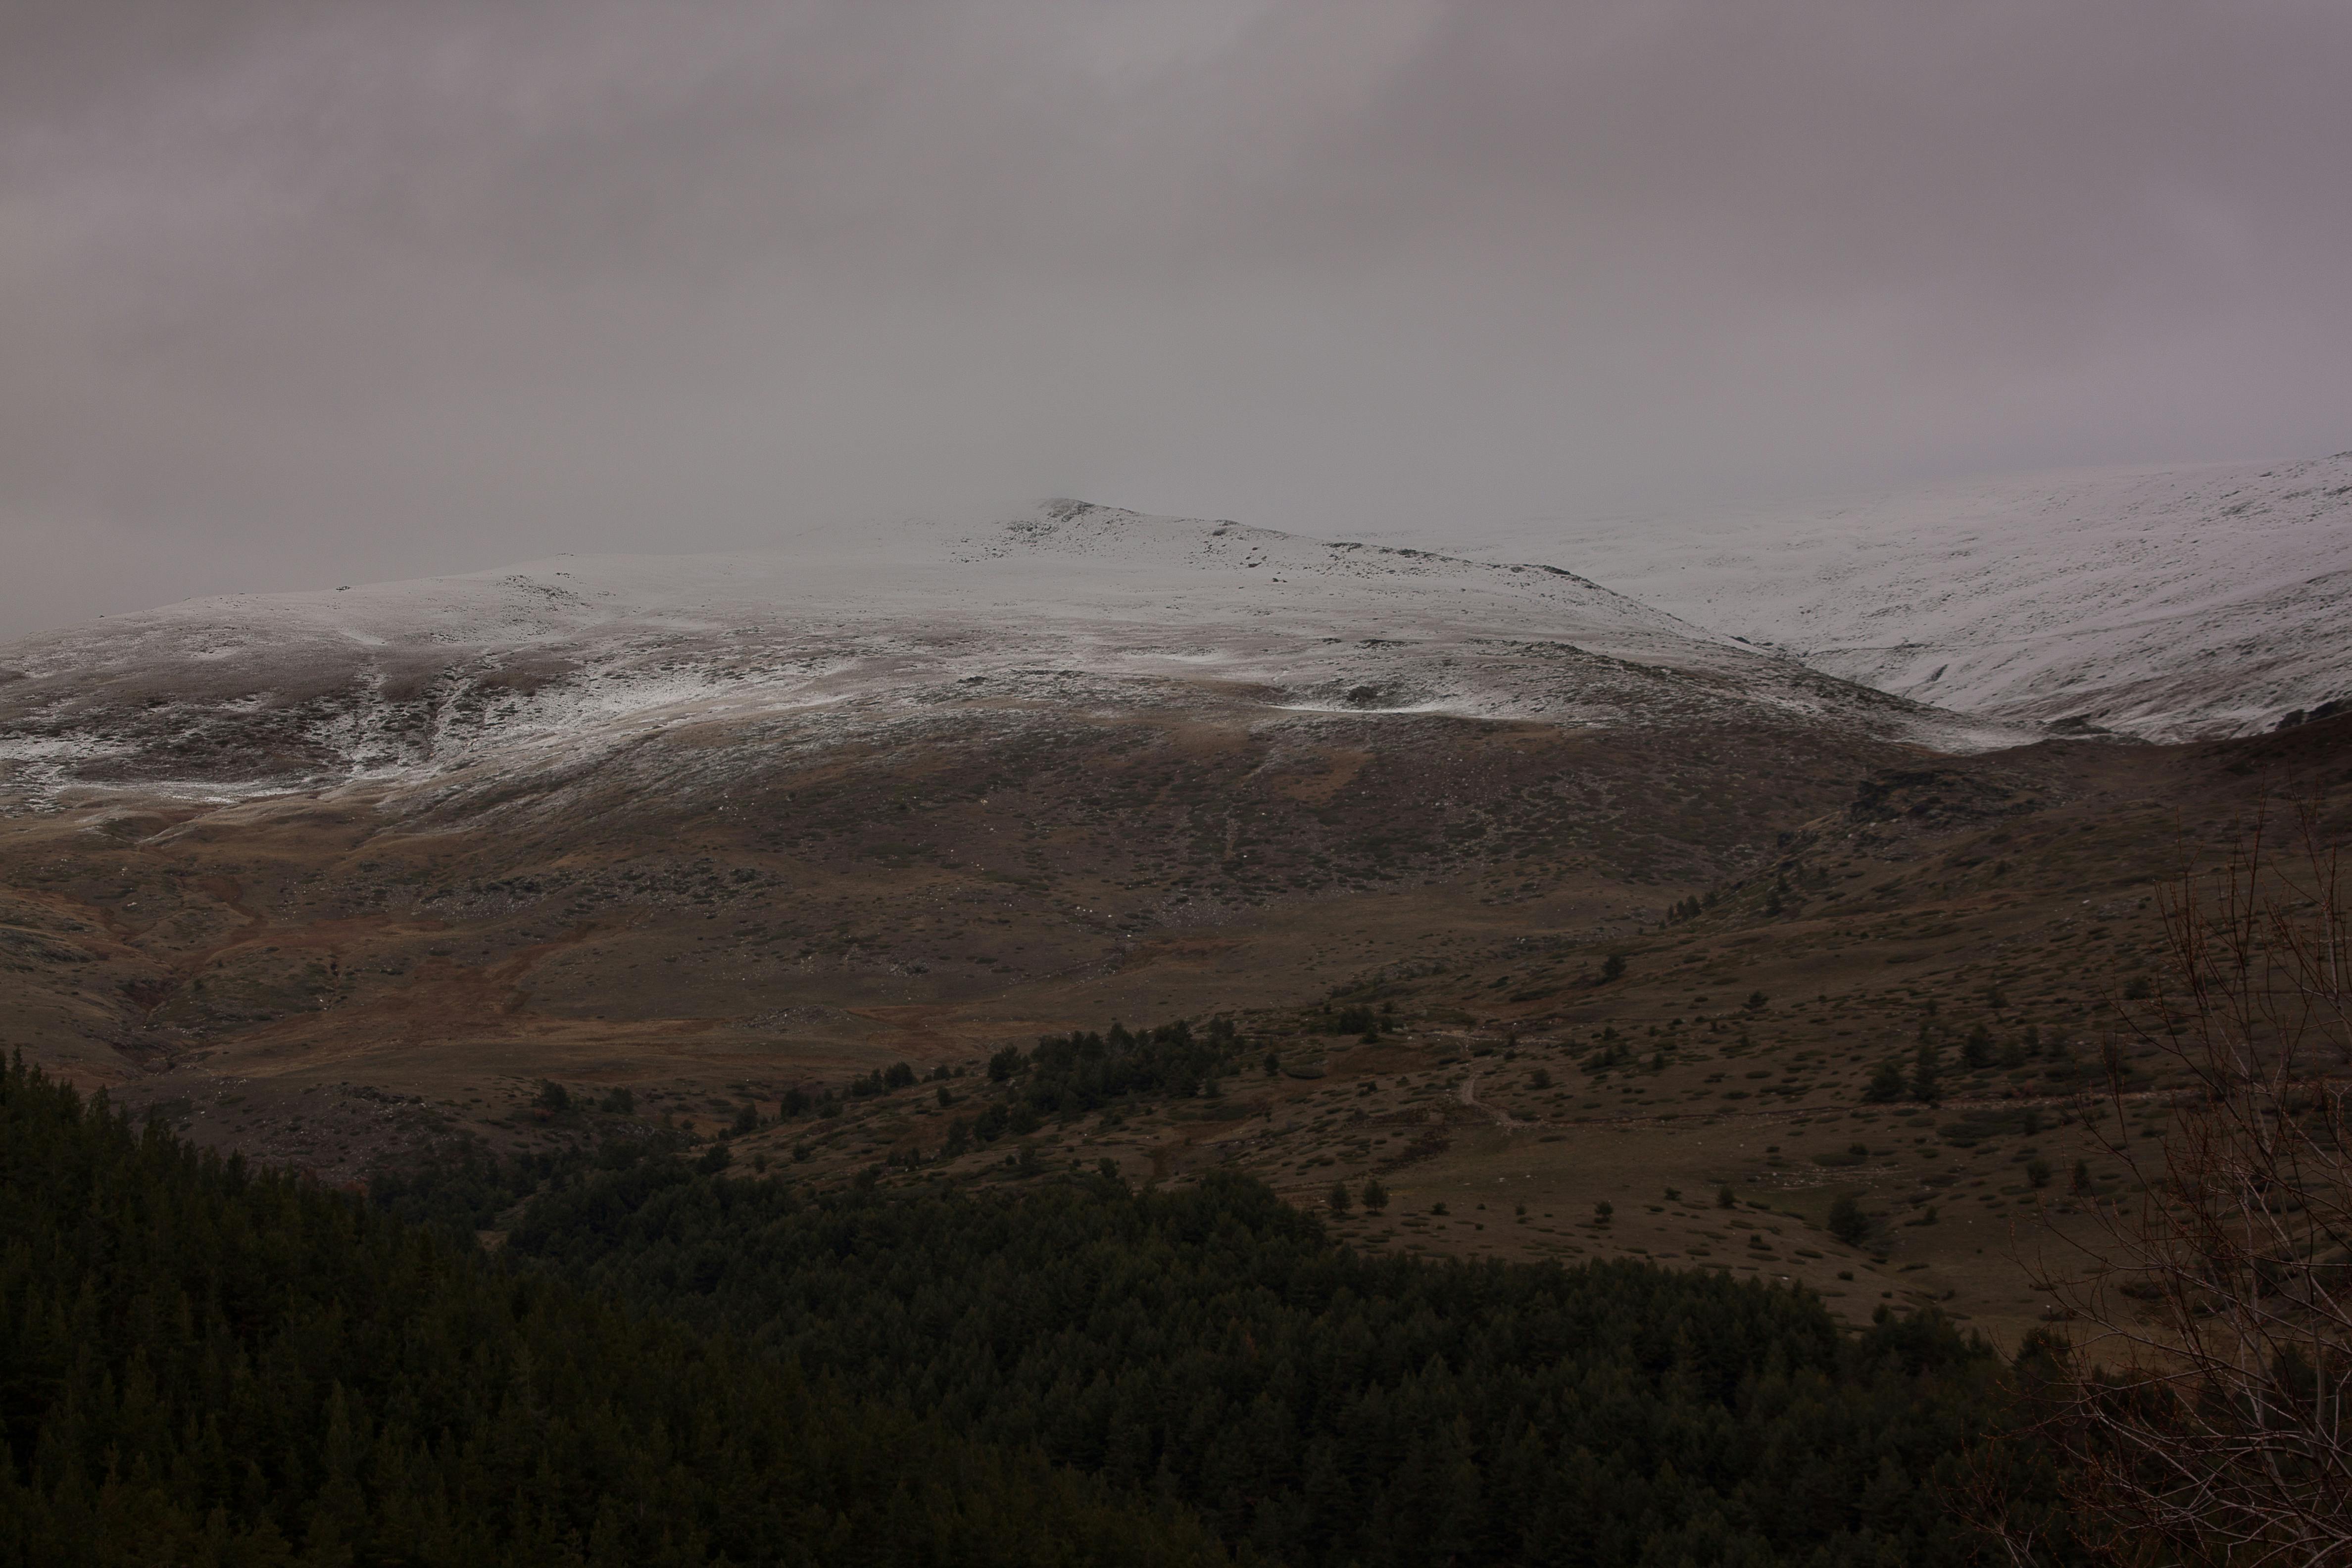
[1458,1071,1536,1130]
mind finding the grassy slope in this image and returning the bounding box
[6,704,2347,1343]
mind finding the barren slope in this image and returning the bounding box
[0,500,2007,1095]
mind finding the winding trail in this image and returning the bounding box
[1457,1071,1536,1130]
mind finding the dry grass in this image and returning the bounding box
[2,704,2345,1342]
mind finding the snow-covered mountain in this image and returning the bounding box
[1353,454,2352,741]
[9,450,2341,818]
[0,501,2008,814]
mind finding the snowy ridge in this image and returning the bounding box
[0,502,2011,814]
[1352,453,2352,740]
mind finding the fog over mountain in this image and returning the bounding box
[6,0,2352,635]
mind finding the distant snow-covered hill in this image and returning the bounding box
[0,502,2006,814]
[1358,454,2352,741]
[9,452,2339,821]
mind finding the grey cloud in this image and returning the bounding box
[3,0,2347,636]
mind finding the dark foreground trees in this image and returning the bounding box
[4,1046,2107,1566]
[508,1157,2070,1566]
[0,1055,1222,1568]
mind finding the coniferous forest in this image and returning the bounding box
[0,1057,1224,1568]
[0,1050,2087,1567]
[500,1159,2073,1567]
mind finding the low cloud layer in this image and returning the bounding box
[5,0,2348,635]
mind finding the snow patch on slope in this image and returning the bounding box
[1352,454,2352,740]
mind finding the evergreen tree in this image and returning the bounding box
[1864,1060,1910,1102]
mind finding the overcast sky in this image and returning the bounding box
[4,0,2349,637]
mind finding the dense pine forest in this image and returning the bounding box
[2,1052,2077,1565]
[499,1158,2072,1567]
[0,1056,1225,1568]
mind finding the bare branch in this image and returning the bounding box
[2025,804,2352,1566]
